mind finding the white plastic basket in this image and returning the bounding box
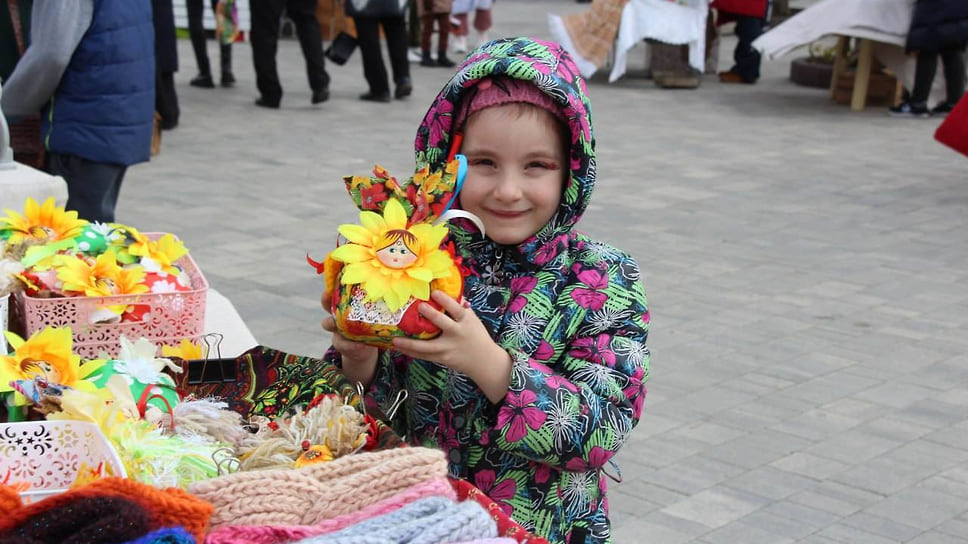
[0,420,126,504]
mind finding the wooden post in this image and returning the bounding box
[829,36,849,100]
[850,38,873,111]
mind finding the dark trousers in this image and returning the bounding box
[420,12,450,53]
[730,15,765,82]
[354,16,410,95]
[187,0,232,77]
[156,68,180,128]
[47,152,128,223]
[250,0,329,103]
[911,43,967,106]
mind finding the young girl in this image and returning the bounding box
[323,37,650,544]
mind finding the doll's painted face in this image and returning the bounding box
[375,232,418,269]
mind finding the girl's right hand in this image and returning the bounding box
[321,291,379,387]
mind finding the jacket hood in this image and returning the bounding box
[414,38,596,267]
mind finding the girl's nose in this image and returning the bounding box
[492,173,523,202]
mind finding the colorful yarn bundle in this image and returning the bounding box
[204,477,456,544]
[237,395,367,471]
[293,496,498,544]
[189,447,447,530]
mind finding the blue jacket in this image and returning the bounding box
[43,0,155,166]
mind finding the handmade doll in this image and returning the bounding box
[310,157,475,349]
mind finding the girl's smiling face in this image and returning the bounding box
[458,103,567,246]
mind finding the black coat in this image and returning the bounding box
[153,0,178,72]
[906,0,968,52]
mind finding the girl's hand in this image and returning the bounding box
[393,290,512,403]
[321,291,379,387]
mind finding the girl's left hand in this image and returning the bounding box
[393,290,512,402]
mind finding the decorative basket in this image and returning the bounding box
[11,233,208,359]
[0,420,126,504]
[1,293,9,354]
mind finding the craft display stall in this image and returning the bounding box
[549,0,710,83]
[752,0,947,110]
[0,182,546,542]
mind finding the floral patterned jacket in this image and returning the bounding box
[327,38,650,544]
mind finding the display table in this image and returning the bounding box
[549,0,709,82]
[204,288,258,357]
[753,0,945,111]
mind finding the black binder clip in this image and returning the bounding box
[185,333,238,385]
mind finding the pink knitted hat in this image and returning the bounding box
[457,77,565,129]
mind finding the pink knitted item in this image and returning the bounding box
[204,477,456,544]
[189,447,447,531]
[457,77,567,129]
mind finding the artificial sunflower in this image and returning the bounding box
[0,197,87,245]
[329,198,457,312]
[0,327,105,405]
[54,250,148,298]
[126,231,188,275]
[160,338,205,361]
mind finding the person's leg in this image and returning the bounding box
[729,15,764,82]
[436,12,452,65]
[212,0,235,86]
[250,0,285,106]
[287,0,330,98]
[420,12,435,65]
[356,17,390,98]
[472,7,491,46]
[156,68,180,129]
[911,49,939,106]
[47,153,128,223]
[187,0,214,86]
[383,15,412,97]
[939,43,966,105]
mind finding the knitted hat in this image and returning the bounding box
[456,77,566,130]
[119,527,196,544]
[292,496,498,544]
[189,447,448,530]
[205,476,457,544]
[0,477,214,543]
[0,495,151,544]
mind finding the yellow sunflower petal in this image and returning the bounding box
[359,211,387,234]
[363,272,390,300]
[340,262,371,285]
[338,224,376,246]
[331,244,373,264]
[409,276,430,301]
[406,266,433,283]
[383,199,407,230]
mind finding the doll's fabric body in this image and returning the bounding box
[326,38,650,544]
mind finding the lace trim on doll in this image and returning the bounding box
[347,287,414,325]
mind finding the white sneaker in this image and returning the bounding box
[407,47,423,63]
[451,35,468,54]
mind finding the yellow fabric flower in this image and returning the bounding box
[127,233,188,275]
[0,327,105,404]
[161,339,205,361]
[0,197,87,245]
[329,198,457,312]
[54,250,147,297]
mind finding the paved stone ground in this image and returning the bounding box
[123,1,968,541]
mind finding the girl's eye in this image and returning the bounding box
[472,158,495,167]
[527,161,555,169]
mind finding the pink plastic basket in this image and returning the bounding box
[12,233,208,359]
